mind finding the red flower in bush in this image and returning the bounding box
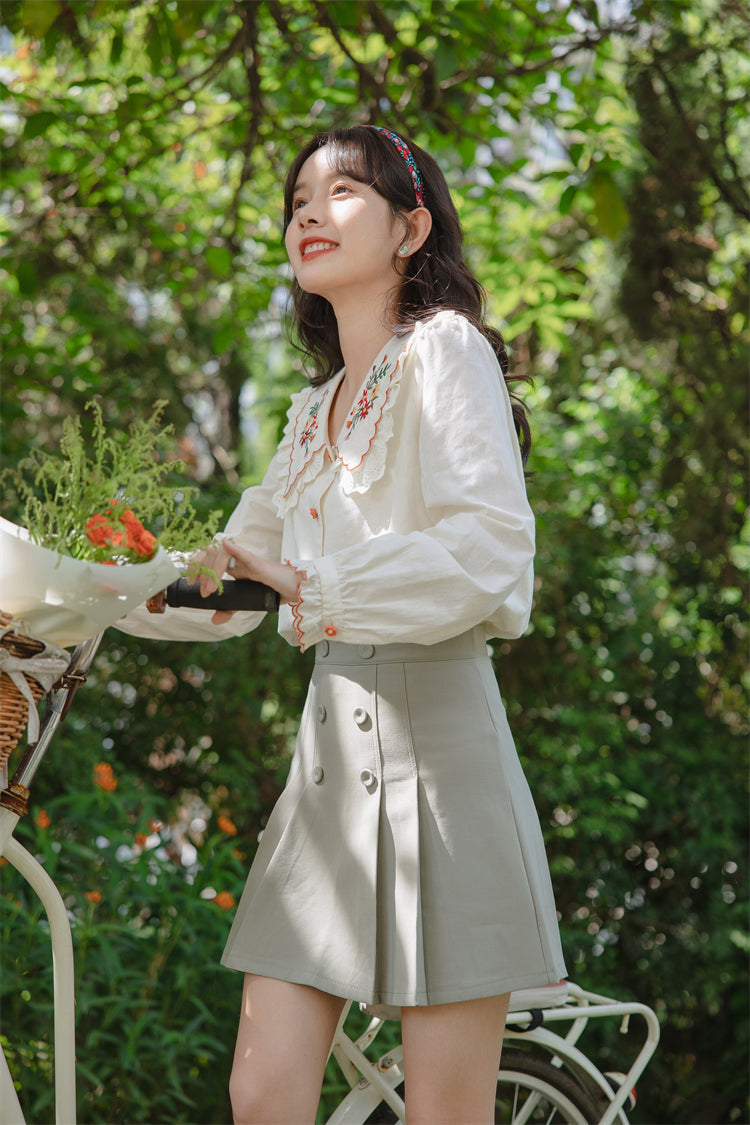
[93,761,117,792]
[213,891,235,910]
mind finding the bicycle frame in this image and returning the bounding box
[323,985,660,1125]
[1,633,103,1125]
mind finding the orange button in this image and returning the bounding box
[310,507,319,519]
[324,625,337,637]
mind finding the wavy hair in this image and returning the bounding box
[283,126,531,460]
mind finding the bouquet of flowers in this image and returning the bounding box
[1,401,222,647]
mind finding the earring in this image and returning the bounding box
[398,245,409,256]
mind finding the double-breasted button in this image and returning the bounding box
[318,640,329,658]
[358,644,375,659]
[359,768,377,792]
[317,704,327,723]
[312,766,324,784]
[353,707,369,727]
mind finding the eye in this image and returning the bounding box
[292,197,307,212]
[332,183,352,196]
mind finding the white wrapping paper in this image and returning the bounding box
[0,517,181,647]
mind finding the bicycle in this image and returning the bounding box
[0,580,660,1125]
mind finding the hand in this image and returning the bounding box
[211,540,300,626]
[186,544,231,598]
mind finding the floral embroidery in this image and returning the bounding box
[299,399,323,454]
[273,332,413,516]
[345,357,391,438]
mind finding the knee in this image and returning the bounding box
[229,1063,271,1125]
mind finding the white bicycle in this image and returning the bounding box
[0,587,660,1125]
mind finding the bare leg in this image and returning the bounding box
[401,993,510,1125]
[229,974,347,1125]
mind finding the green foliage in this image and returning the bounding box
[0,1,748,1122]
[5,400,222,561]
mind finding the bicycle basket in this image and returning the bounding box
[0,626,47,766]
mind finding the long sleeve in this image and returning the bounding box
[286,314,534,649]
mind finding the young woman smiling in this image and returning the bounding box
[119,125,566,1125]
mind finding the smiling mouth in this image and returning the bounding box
[301,241,337,258]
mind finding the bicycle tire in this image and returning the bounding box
[363,1049,601,1125]
[496,1050,601,1124]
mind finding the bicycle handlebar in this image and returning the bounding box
[164,577,280,613]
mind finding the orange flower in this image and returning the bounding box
[35,808,51,829]
[85,512,115,548]
[135,833,149,847]
[119,509,157,559]
[85,507,156,561]
[213,891,235,910]
[217,815,237,836]
[86,890,102,903]
[93,762,117,791]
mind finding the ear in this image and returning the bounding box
[399,206,432,256]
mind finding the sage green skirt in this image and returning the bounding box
[221,628,566,1006]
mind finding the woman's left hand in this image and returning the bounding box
[212,540,299,625]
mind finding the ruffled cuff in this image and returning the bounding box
[283,557,340,653]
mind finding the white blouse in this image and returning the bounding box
[116,310,535,649]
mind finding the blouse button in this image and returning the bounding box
[324,625,337,638]
[353,707,369,727]
[309,507,319,519]
[312,766,324,784]
[317,704,327,723]
[358,644,375,659]
[359,768,377,792]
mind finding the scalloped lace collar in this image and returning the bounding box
[274,332,410,515]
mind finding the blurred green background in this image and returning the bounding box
[0,1,747,1121]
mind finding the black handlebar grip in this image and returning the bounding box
[166,578,280,613]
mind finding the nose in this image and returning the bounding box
[297,209,319,228]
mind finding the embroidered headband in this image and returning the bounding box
[366,125,425,208]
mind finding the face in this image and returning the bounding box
[285,146,404,304]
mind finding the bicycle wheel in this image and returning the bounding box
[496,1050,601,1124]
[364,1051,600,1125]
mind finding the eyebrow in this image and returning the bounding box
[292,169,366,195]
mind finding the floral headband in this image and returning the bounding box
[366,125,425,208]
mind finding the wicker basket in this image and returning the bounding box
[0,629,47,771]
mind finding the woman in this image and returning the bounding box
[120,125,566,1124]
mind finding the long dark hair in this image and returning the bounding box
[283,126,531,460]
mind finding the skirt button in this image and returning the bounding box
[353,707,369,727]
[312,766,324,784]
[358,644,375,659]
[359,768,377,792]
[317,704,327,722]
[318,640,329,657]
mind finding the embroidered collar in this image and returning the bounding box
[274,334,409,515]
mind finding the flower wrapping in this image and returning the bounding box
[0,516,181,647]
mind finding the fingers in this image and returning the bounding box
[186,544,231,596]
[212,609,236,626]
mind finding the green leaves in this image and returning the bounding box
[588,168,630,239]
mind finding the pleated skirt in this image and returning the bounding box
[221,628,567,1006]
